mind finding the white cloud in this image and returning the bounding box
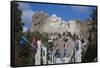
[18,2,32,11]
[21,10,34,23]
[71,6,89,12]
[18,2,34,32]
[21,10,34,31]
[23,26,28,33]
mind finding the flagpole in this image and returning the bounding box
[22,36,33,47]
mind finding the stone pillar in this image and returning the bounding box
[75,40,81,63]
[51,54,54,64]
[42,46,47,64]
[35,40,41,65]
[53,56,56,64]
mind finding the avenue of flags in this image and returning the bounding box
[18,34,83,64]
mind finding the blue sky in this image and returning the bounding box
[18,2,96,32]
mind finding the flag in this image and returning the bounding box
[19,36,33,48]
[19,36,31,47]
[19,36,27,48]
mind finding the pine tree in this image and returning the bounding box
[83,8,97,62]
[12,2,34,66]
[12,2,23,66]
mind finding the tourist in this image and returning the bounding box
[64,44,67,57]
[64,37,68,56]
[55,48,60,58]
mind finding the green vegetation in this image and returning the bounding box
[83,9,97,62]
[13,2,34,66]
[13,2,23,66]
